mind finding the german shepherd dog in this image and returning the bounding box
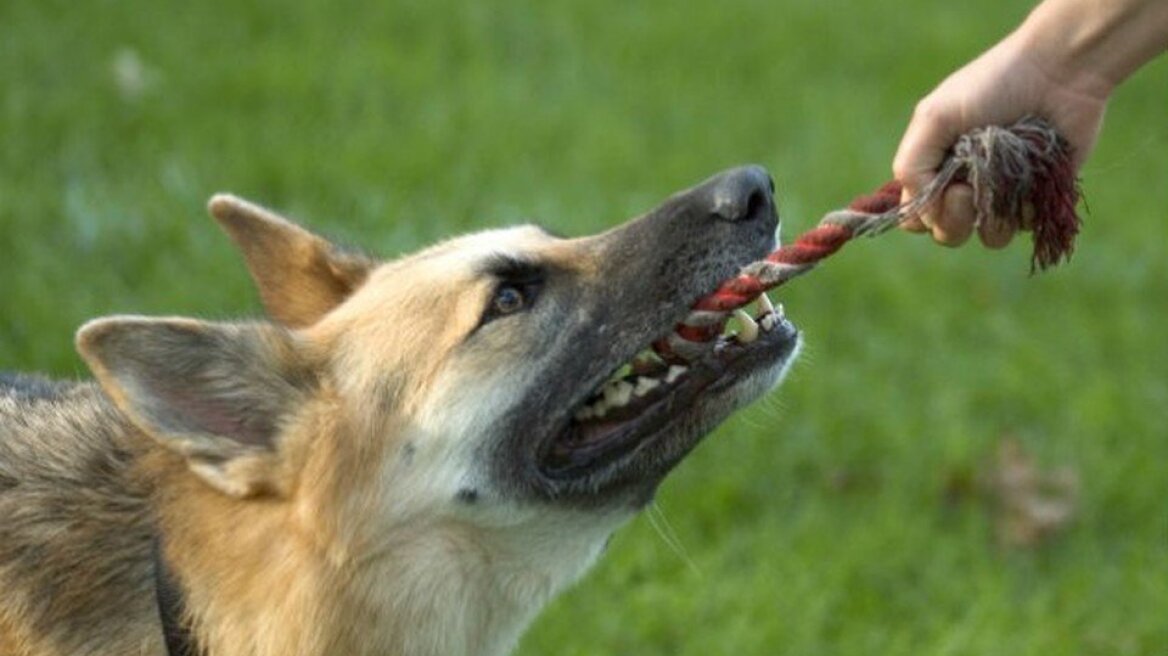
[0,166,801,656]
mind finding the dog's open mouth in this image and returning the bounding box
[540,293,798,478]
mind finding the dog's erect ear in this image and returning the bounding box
[208,194,375,328]
[77,316,315,498]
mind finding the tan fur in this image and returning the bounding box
[0,209,624,656]
[1,170,796,656]
[142,223,618,655]
[210,195,375,328]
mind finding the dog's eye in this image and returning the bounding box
[491,285,527,316]
[475,257,544,328]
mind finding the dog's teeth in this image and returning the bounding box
[734,309,759,344]
[574,406,594,421]
[776,302,786,319]
[665,365,688,384]
[760,314,778,331]
[633,376,661,397]
[603,380,634,407]
[758,292,775,316]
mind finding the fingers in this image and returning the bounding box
[929,184,976,247]
[977,214,1017,249]
[900,214,930,233]
[893,98,963,239]
[899,183,1020,249]
[893,105,958,182]
[894,87,1036,250]
[896,183,975,246]
[930,185,1022,249]
[893,98,961,198]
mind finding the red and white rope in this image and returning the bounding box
[654,116,1082,363]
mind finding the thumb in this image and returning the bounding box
[893,101,964,230]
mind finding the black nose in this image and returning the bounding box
[707,165,776,223]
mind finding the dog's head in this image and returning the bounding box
[77,166,800,546]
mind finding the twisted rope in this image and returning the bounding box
[656,116,1082,362]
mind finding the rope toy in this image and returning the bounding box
[655,116,1083,362]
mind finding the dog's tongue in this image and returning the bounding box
[655,116,1082,364]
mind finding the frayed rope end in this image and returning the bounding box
[925,116,1082,272]
[1014,120,1082,273]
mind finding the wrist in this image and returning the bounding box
[1013,0,1168,98]
[1009,15,1112,101]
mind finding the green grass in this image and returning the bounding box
[2,1,1166,654]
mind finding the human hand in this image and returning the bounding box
[892,32,1109,248]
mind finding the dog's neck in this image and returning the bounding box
[343,514,619,656]
[153,458,621,656]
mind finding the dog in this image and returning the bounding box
[0,165,801,656]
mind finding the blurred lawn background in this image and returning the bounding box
[2,1,1166,654]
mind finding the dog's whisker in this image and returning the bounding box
[646,502,702,578]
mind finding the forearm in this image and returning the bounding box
[1015,0,1168,97]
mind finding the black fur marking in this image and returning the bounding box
[455,488,480,504]
[475,254,545,284]
[154,539,198,656]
